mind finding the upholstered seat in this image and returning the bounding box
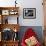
[21,28,41,46]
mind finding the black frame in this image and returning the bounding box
[23,8,36,19]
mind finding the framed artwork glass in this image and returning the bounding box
[2,10,9,15]
[23,8,36,19]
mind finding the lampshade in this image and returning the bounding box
[13,28,17,32]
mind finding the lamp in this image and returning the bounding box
[14,28,17,32]
[15,0,17,7]
[13,28,18,41]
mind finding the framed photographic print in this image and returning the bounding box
[2,10,9,15]
[23,8,36,19]
[9,9,18,15]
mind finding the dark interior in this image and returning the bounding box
[1,28,18,41]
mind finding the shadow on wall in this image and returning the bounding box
[18,26,44,44]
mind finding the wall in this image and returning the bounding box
[0,0,44,26]
[18,0,44,26]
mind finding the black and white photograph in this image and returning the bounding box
[23,8,36,19]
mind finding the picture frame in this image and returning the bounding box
[2,10,9,15]
[23,8,36,19]
[9,10,18,15]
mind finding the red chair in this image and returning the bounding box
[21,28,41,46]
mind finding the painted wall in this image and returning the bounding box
[18,0,44,26]
[0,0,44,26]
